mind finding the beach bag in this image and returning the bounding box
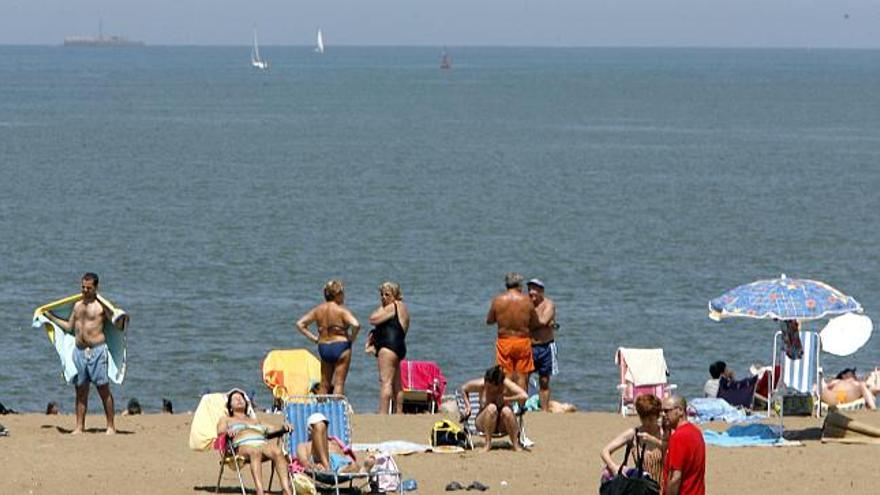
[599,429,660,495]
[369,453,400,493]
[782,393,813,416]
[430,419,468,448]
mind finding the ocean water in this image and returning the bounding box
[1,46,879,414]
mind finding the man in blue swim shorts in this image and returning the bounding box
[527,279,559,412]
[44,273,120,434]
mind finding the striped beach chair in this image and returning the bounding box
[454,391,529,449]
[284,395,402,494]
[771,330,822,430]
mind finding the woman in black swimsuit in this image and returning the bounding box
[368,281,409,414]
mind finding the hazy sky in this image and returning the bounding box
[3,0,880,48]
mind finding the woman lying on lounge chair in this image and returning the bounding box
[821,368,877,410]
[216,389,294,495]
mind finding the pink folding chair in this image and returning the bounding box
[615,348,677,416]
[399,360,446,413]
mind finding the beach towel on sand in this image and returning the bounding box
[33,294,128,385]
[703,424,801,447]
[352,441,432,455]
[616,348,668,386]
[688,398,765,424]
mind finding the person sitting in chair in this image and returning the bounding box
[704,361,733,398]
[296,413,374,473]
[459,365,529,452]
[821,368,876,410]
[216,389,293,495]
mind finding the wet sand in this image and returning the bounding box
[1,410,877,494]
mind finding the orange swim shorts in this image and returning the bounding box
[496,336,535,374]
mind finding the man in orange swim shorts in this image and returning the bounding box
[487,273,538,402]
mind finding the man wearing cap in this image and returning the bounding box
[487,273,538,399]
[527,278,558,412]
[820,368,877,410]
[296,413,373,473]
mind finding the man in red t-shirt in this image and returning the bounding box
[662,396,705,495]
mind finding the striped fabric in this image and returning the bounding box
[454,391,521,436]
[284,395,352,453]
[454,391,480,435]
[783,331,819,394]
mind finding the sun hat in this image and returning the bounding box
[527,278,545,288]
[307,412,329,427]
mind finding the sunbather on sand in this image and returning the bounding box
[821,368,876,410]
[460,365,529,452]
[295,413,374,473]
[216,389,293,495]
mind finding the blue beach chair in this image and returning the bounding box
[284,395,402,494]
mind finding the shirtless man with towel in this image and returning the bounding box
[44,273,121,434]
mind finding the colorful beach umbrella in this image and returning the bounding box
[708,274,862,322]
[820,313,873,357]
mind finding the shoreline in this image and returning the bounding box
[2,410,878,494]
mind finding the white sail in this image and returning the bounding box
[315,28,324,54]
[440,48,451,70]
[251,29,269,70]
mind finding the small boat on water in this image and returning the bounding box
[440,48,452,70]
[251,29,269,70]
[64,19,144,47]
[315,28,325,54]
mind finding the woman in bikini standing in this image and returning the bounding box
[368,281,409,414]
[296,280,361,396]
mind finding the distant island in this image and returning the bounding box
[64,20,144,47]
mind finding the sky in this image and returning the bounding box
[3,0,880,48]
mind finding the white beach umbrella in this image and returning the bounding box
[820,313,873,356]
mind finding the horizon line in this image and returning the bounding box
[3,42,880,51]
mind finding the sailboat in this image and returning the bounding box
[440,48,452,70]
[251,29,269,70]
[315,28,325,54]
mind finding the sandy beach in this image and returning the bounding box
[2,410,877,494]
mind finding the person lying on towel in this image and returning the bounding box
[296,413,374,473]
[216,389,294,495]
[821,368,876,410]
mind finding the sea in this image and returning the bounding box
[1,46,878,414]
